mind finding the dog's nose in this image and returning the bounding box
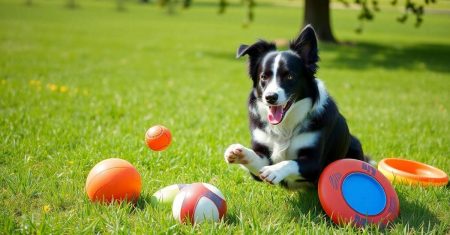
[265,92,278,104]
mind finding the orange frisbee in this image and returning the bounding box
[378,158,448,186]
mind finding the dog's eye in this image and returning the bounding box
[287,74,294,80]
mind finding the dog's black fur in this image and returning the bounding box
[224,25,369,189]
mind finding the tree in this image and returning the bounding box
[304,0,336,42]
[66,0,77,9]
[116,0,126,11]
[158,0,192,14]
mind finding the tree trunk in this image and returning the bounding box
[66,0,77,9]
[304,0,337,43]
[116,0,126,11]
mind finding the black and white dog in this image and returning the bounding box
[224,25,370,189]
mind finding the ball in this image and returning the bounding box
[172,183,227,224]
[150,184,189,206]
[85,158,142,203]
[145,125,171,151]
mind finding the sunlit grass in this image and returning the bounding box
[0,0,449,233]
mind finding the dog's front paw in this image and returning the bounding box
[259,165,286,185]
[224,144,251,164]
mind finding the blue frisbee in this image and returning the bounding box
[318,159,399,227]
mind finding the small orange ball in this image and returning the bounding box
[145,125,172,151]
[85,158,142,203]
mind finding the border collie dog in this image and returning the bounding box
[224,25,370,189]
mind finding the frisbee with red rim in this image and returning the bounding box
[318,159,399,227]
[378,158,448,187]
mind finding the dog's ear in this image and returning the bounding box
[236,40,276,59]
[237,40,276,86]
[290,24,319,74]
[236,44,250,58]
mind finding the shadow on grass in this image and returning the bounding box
[206,41,450,74]
[203,50,236,61]
[320,42,450,73]
[134,193,156,211]
[287,187,327,224]
[395,191,441,229]
[224,212,241,226]
[286,187,441,231]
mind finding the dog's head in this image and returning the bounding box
[237,25,319,125]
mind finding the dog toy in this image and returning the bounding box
[172,183,227,224]
[318,159,399,227]
[151,184,189,206]
[85,158,142,203]
[145,125,172,151]
[378,158,448,186]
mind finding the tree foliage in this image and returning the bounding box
[185,0,437,32]
[231,0,436,31]
[158,0,192,13]
[347,0,436,33]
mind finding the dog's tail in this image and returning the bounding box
[348,136,377,167]
[364,155,377,167]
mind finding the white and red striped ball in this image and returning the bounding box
[172,183,227,224]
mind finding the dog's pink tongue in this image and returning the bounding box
[268,106,283,125]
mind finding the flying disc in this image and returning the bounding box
[318,159,399,227]
[378,158,448,186]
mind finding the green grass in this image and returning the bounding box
[1,0,449,234]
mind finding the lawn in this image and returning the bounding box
[0,0,449,234]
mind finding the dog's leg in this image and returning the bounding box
[259,160,301,184]
[224,144,270,177]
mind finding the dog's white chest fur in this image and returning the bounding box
[253,128,290,163]
[253,127,319,163]
[252,97,320,163]
[252,79,328,163]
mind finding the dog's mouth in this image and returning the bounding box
[267,97,295,125]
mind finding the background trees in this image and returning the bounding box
[161,0,436,43]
